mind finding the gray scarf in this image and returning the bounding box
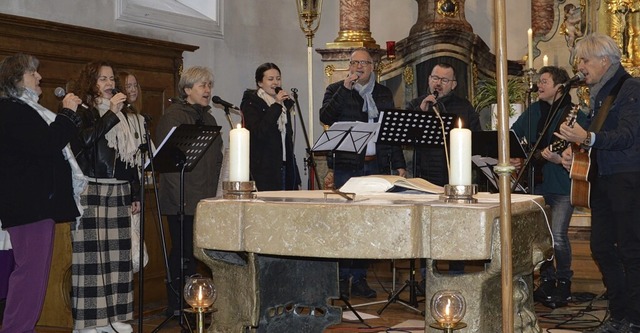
[354,72,379,119]
[588,62,620,110]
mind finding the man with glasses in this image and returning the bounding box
[320,47,406,301]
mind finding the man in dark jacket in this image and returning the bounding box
[319,48,406,300]
[405,63,481,186]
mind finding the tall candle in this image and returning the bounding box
[543,54,548,67]
[449,119,472,186]
[527,28,534,69]
[229,123,250,182]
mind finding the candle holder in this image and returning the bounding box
[222,181,257,199]
[184,274,217,333]
[439,184,478,203]
[429,290,467,333]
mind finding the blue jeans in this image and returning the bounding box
[335,161,378,282]
[540,193,574,281]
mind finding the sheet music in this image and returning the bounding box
[472,155,526,193]
[311,121,380,154]
[143,126,176,169]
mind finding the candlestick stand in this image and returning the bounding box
[222,181,256,199]
[429,322,467,333]
[439,184,478,203]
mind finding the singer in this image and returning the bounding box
[405,63,480,281]
[320,48,407,301]
[510,66,587,309]
[240,62,301,191]
[155,66,223,318]
[0,53,84,333]
[556,33,640,333]
[68,60,140,333]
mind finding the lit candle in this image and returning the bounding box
[386,41,396,60]
[527,28,534,69]
[197,285,204,307]
[449,119,472,185]
[543,54,548,67]
[229,123,250,182]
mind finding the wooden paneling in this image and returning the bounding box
[0,13,198,329]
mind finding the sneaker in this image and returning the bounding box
[584,318,630,333]
[546,278,571,308]
[533,278,555,303]
[351,279,377,298]
[339,278,350,300]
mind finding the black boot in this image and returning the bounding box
[546,278,571,308]
[533,278,556,303]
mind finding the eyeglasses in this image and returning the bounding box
[349,60,373,66]
[429,75,455,84]
[125,84,138,90]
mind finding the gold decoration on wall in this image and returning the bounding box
[606,0,640,67]
[437,0,459,17]
[324,64,335,78]
[403,66,414,86]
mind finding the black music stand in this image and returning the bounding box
[375,109,457,316]
[471,130,527,193]
[147,124,221,333]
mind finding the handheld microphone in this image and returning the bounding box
[54,87,89,109]
[274,87,294,110]
[561,72,585,88]
[426,90,439,109]
[110,88,132,109]
[350,72,362,87]
[212,96,240,110]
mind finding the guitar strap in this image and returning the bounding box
[588,73,631,132]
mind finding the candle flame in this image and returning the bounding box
[197,285,203,305]
[457,118,462,128]
[236,123,242,129]
[445,298,451,317]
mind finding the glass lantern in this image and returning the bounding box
[430,290,466,330]
[184,275,217,333]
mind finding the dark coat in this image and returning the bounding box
[155,100,223,215]
[0,98,81,227]
[71,107,141,202]
[240,89,301,191]
[406,92,481,186]
[319,80,406,173]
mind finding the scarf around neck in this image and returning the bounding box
[18,88,87,224]
[257,88,288,134]
[354,72,379,119]
[96,98,138,168]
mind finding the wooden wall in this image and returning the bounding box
[0,13,198,329]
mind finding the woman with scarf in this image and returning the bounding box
[0,53,85,333]
[69,61,140,333]
[240,62,301,191]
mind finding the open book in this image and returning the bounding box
[339,175,444,194]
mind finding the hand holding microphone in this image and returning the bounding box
[110,88,131,113]
[54,87,88,110]
[421,90,439,111]
[275,87,295,110]
[344,72,361,89]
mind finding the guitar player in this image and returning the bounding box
[510,66,587,310]
[556,33,640,333]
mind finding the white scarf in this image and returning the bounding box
[354,72,379,119]
[18,88,88,224]
[96,98,138,168]
[257,88,288,160]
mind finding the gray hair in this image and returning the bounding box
[575,33,621,65]
[0,53,39,98]
[178,66,214,100]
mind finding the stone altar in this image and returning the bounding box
[194,191,551,332]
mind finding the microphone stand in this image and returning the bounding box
[291,88,321,190]
[511,85,571,193]
[222,106,234,128]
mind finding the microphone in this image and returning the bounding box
[110,88,132,109]
[426,90,439,109]
[561,72,585,88]
[274,87,295,110]
[212,96,240,110]
[54,87,89,109]
[350,72,362,87]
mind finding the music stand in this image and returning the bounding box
[147,124,221,333]
[374,109,457,315]
[471,130,527,193]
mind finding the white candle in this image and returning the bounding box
[527,28,534,69]
[449,119,472,186]
[543,54,548,67]
[229,123,250,182]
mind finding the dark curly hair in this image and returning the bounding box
[70,60,123,107]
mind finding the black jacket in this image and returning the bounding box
[320,80,406,173]
[71,107,141,201]
[406,92,481,186]
[0,98,81,227]
[241,89,301,191]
